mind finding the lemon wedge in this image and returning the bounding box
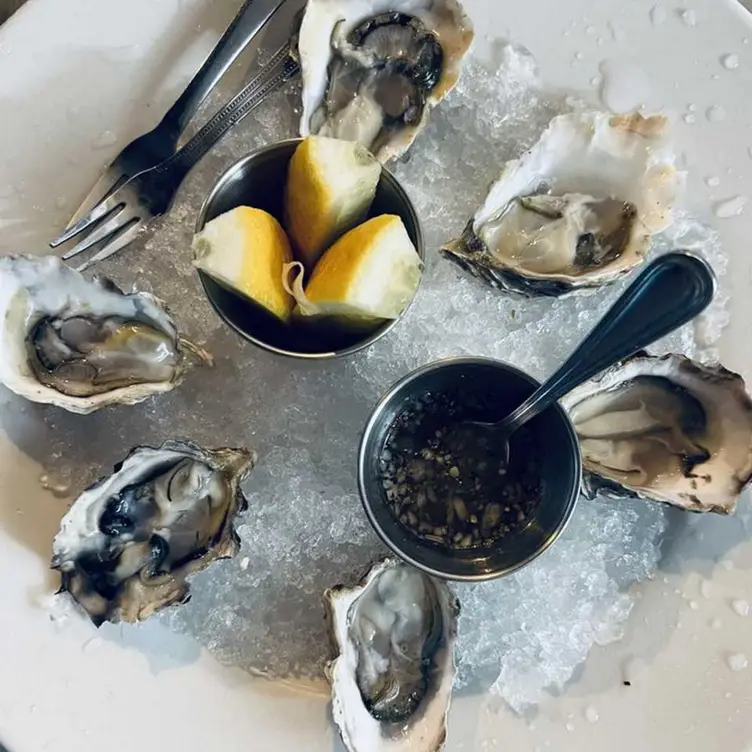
[284,136,382,270]
[284,215,422,327]
[192,206,294,322]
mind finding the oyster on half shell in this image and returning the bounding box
[298,0,474,163]
[52,440,256,625]
[325,558,459,752]
[0,255,211,414]
[442,111,684,296]
[562,353,752,514]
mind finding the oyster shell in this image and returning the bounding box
[298,0,474,162]
[51,440,256,625]
[0,255,210,414]
[562,353,752,514]
[324,558,459,752]
[442,111,684,296]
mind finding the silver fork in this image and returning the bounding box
[60,0,289,232]
[50,44,300,271]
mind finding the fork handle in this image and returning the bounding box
[501,252,717,435]
[159,45,299,184]
[160,0,287,136]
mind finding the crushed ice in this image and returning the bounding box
[17,45,735,712]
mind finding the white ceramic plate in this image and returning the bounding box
[2,1,752,750]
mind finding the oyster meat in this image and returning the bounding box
[325,558,459,752]
[562,353,752,514]
[52,440,256,625]
[298,0,474,162]
[442,111,684,296]
[0,255,210,414]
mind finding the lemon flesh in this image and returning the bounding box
[290,215,422,327]
[284,136,381,270]
[192,206,294,322]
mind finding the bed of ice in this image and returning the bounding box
[22,43,731,712]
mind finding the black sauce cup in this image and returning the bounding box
[194,138,424,359]
[358,357,582,582]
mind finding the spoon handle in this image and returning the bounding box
[503,251,717,434]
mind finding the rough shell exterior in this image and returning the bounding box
[51,439,256,625]
[0,255,209,414]
[324,558,460,752]
[441,111,685,296]
[298,0,474,163]
[562,352,752,514]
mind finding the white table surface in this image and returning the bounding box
[2,1,752,750]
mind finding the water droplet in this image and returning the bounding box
[689,600,699,610]
[240,557,250,571]
[705,176,721,188]
[585,25,596,36]
[565,722,575,732]
[574,51,584,60]
[714,195,747,218]
[731,599,749,617]
[683,113,696,124]
[721,54,740,70]
[743,38,749,45]
[725,691,733,699]
[682,9,698,27]
[92,130,118,149]
[706,105,727,123]
[590,76,602,86]
[0,183,15,199]
[728,653,748,672]
[55,195,68,209]
[748,146,752,160]
[584,706,600,723]
[39,472,72,499]
[711,617,723,630]
[650,4,667,25]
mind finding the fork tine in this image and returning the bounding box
[56,39,299,267]
[61,207,137,261]
[50,192,126,249]
[75,219,145,273]
[64,172,130,232]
